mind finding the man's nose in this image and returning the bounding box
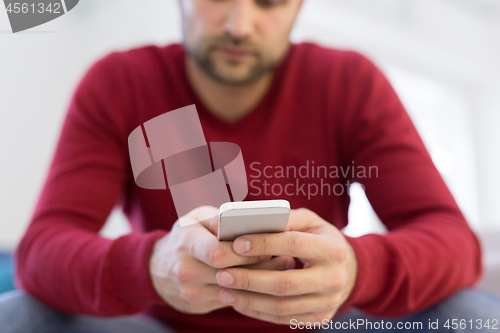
[224,0,257,40]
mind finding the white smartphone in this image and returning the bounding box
[217,199,290,241]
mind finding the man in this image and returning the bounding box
[1,0,499,332]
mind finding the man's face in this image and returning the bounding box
[179,0,303,86]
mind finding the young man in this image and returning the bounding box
[1,0,499,332]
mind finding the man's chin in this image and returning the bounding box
[194,54,271,86]
[211,74,265,86]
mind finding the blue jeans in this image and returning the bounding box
[0,288,499,333]
[326,288,500,332]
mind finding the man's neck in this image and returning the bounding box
[185,57,274,123]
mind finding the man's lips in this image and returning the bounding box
[218,46,255,59]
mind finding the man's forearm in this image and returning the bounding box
[16,217,167,315]
[342,212,482,316]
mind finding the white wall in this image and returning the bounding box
[292,0,500,236]
[1,0,499,249]
[0,0,182,249]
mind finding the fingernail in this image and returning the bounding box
[219,289,234,304]
[217,271,234,286]
[234,238,251,253]
[234,306,244,312]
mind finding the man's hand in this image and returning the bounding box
[149,206,295,314]
[214,208,358,324]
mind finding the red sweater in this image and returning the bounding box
[15,43,482,332]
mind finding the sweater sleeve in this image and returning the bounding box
[15,53,168,316]
[336,53,483,316]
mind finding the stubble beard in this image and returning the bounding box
[184,36,283,87]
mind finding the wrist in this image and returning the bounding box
[343,240,359,303]
[339,234,389,310]
[106,230,169,312]
[149,233,170,302]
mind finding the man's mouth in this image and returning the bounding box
[218,45,255,60]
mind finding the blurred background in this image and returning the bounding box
[1,0,499,296]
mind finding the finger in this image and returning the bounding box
[178,207,262,268]
[233,306,291,325]
[233,306,334,326]
[177,206,219,234]
[286,208,326,232]
[170,257,219,284]
[192,299,229,314]
[188,231,262,269]
[233,231,334,261]
[177,284,223,303]
[216,266,338,296]
[219,289,338,317]
[195,208,219,236]
[242,256,295,271]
